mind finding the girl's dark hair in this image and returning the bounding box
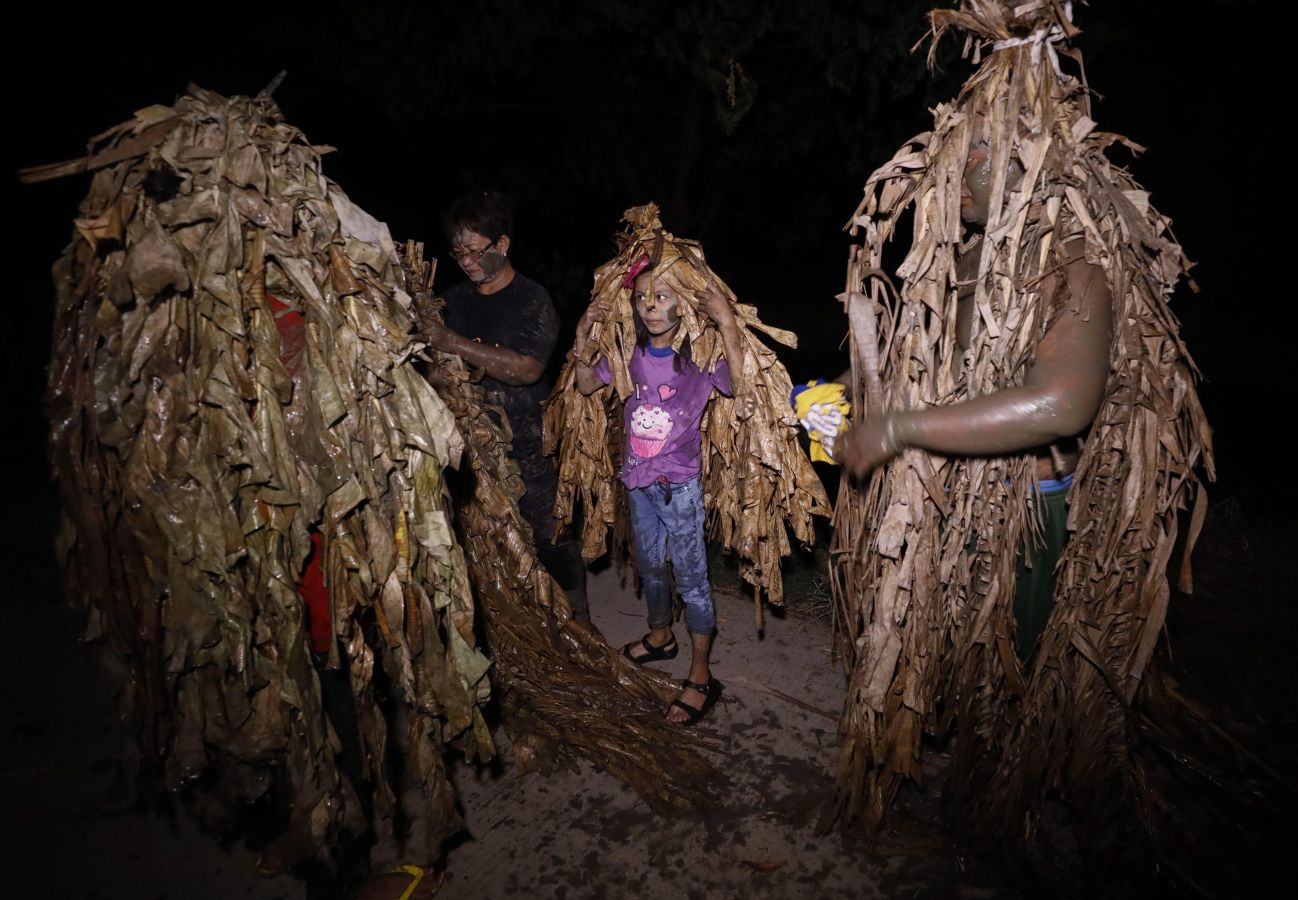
[444,189,513,243]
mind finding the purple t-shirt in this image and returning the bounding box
[596,345,731,489]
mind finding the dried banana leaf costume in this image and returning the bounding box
[829,0,1214,862]
[546,204,830,627]
[402,247,713,813]
[38,87,491,866]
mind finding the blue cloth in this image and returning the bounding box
[788,377,828,405]
[626,475,716,634]
[1036,472,1075,494]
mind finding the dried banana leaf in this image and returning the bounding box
[401,246,713,813]
[828,0,1244,882]
[545,203,830,627]
[41,85,490,867]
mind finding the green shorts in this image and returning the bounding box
[1013,477,1071,661]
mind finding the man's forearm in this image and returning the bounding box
[890,384,1088,456]
[879,259,1112,458]
[440,330,545,385]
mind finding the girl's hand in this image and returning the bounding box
[696,283,735,327]
[573,305,602,358]
[698,279,745,386]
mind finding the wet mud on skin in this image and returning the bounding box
[441,566,1012,900]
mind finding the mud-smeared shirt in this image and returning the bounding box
[596,345,730,489]
[443,273,559,490]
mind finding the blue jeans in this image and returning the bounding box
[626,476,716,635]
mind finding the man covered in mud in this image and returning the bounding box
[417,190,592,630]
[825,3,1213,870]
[838,133,1111,659]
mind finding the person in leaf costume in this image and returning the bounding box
[35,86,491,884]
[828,0,1216,875]
[546,204,831,637]
[571,237,746,724]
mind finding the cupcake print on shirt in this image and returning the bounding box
[629,404,674,459]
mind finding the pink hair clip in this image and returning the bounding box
[622,254,651,288]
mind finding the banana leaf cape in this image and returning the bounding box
[36,86,710,868]
[545,203,831,629]
[828,1,1218,872]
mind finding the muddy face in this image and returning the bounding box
[451,227,507,284]
[632,271,682,346]
[960,142,1026,227]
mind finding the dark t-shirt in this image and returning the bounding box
[442,272,558,472]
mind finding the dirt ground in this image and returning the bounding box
[3,500,1291,899]
[4,556,1008,899]
[438,563,1007,900]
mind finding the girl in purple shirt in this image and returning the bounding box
[574,256,744,725]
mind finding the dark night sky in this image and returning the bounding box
[6,0,1283,513]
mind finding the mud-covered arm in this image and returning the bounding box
[439,327,546,385]
[416,304,548,386]
[698,283,744,393]
[574,361,603,395]
[842,256,1112,477]
[571,305,607,396]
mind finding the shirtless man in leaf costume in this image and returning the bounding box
[827,1,1214,877]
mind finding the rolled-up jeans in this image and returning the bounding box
[626,475,716,635]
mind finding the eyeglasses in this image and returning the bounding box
[449,239,496,264]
